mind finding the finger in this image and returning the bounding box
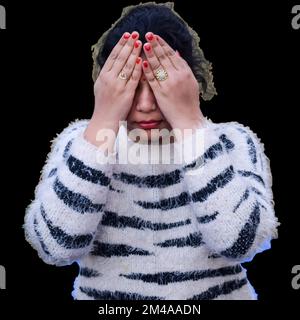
[144,32,174,71]
[175,50,189,67]
[121,40,142,84]
[155,34,186,69]
[142,42,163,74]
[126,56,143,89]
[102,32,131,73]
[142,60,160,90]
[112,31,140,76]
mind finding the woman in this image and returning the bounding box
[23,2,279,300]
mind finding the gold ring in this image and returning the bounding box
[118,71,128,80]
[155,68,168,81]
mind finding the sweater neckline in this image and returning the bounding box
[115,124,176,165]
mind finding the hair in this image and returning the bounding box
[97,5,194,71]
[92,2,217,101]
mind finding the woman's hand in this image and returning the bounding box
[92,31,143,126]
[142,32,205,136]
[85,31,143,148]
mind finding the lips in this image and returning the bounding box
[137,120,162,129]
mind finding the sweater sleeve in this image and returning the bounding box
[23,119,117,266]
[174,117,280,263]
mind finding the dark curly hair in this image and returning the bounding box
[97,5,194,71]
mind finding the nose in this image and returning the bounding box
[134,79,156,112]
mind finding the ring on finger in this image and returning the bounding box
[154,67,168,81]
[118,71,128,80]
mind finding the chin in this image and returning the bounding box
[127,126,174,145]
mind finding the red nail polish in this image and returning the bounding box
[123,33,130,39]
[134,41,140,48]
[131,32,138,39]
[143,61,148,68]
[147,33,154,41]
[144,43,151,51]
[136,57,141,64]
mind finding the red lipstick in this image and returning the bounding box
[137,120,162,129]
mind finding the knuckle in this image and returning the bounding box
[166,49,175,57]
[125,62,133,71]
[125,43,133,51]
[115,83,125,95]
[130,73,138,82]
[97,72,105,83]
[174,76,187,86]
[165,80,173,89]
[117,54,124,62]
[185,71,193,79]
[110,51,118,60]
[148,76,156,83]
[161,86,169,95]
[152,63,161,71]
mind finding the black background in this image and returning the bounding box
[0,0,299,313]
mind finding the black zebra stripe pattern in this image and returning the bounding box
[119,265,243,285]
[101,210,192,230]
[23,119,277,300]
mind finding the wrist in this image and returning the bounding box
[171,117,206,142]
[84,117,119,150]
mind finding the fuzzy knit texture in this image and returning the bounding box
[23,117,279,300]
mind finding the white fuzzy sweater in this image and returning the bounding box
[24,117,279,300]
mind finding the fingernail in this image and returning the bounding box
[146,32,154,41]
[123,32,130,39]
[143,61,148,68]
[134,41,140,48]
[136,57,141,64]
[144,43,151,51]
[131,32,138,39]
